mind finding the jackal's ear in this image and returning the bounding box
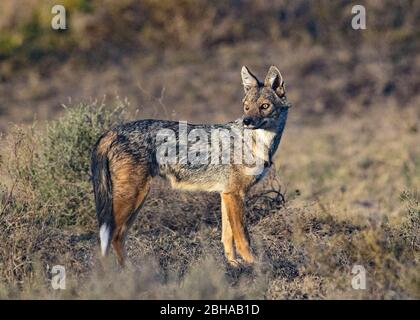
[241,66,259,93]
[265,66,285,97]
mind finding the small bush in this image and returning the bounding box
[2,99,127,227]
[400,191,420,251]
[0,100,127,284]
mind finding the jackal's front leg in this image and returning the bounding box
[221,192,254,264]
[221,196,237,266]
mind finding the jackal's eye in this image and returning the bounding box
[244,105,249,111]
[260,103,270,110]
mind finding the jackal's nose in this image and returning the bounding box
[243,117,253,126]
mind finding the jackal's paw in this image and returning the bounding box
[243,255,255,265]
[227,258,241,268]
[235,248,254,264]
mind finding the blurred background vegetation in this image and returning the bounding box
[0,0,418,64]
[0,0,419,131]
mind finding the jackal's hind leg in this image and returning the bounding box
[111,160,151,267]
[112,181,150,266]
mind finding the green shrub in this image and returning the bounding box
[1,100,128,227]
[0,100,128,285]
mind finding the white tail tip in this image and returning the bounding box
[99,224,110,256]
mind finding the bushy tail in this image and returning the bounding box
[91,133,115,256]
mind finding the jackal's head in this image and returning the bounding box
[241,65,291,129]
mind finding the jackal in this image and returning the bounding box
[91,66,291,266]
